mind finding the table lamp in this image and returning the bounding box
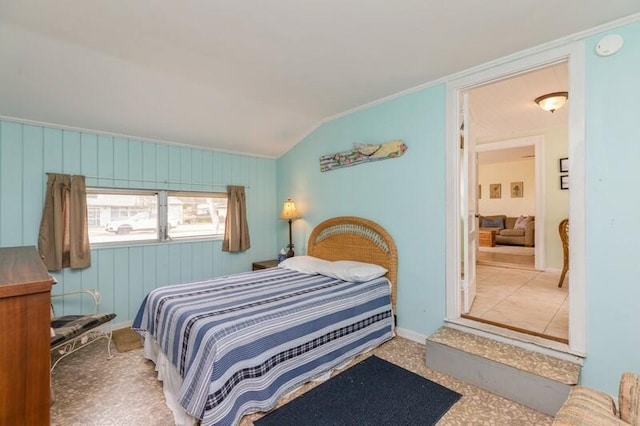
[279,199,300,258]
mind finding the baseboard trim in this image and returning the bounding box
[395,327,427,344]
[111,320,134,331]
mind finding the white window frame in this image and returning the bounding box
[87,188,227,247]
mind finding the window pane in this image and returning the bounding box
[87,192,159,244]
[167,193,227,239]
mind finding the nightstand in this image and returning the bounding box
[252,259,280,271]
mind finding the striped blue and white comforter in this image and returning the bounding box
[133,266,394,426]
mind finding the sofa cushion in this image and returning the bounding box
[553,386,624,425]
[500,229,525,237]
[481,216,505,229]
[619,372,640,425]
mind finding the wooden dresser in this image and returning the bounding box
[0,246,54,425]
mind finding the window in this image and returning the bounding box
[87,188,227,246]
[167,192,227,240]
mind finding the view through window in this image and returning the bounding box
[167,193,227,240]
[87,189,227,245]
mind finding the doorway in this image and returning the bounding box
[463,63,568,342]
[474,136,546,272]
[445,42,586,356]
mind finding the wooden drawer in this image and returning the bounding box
[0,246,54,425]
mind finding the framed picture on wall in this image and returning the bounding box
[560,174,569,190]
[559,157,569,173]
[490,183,501,199]
[510,182,523,198]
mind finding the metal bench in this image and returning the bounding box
[50,289,116,372]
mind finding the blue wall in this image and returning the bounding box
[2,18,639,399]
[582,21,640,394]
[277,86,446,335]
[0,120,277,324]
[277,20,640,395]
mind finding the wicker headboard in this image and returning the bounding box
[307,216,398,312]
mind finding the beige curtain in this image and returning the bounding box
[38,173,91,271]
[222,185,250,252]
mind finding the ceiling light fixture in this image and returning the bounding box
[535,92,568,113]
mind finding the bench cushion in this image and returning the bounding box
[51,313,117,348]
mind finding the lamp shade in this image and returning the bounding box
[279,199,300,220]
[535,92,568,113]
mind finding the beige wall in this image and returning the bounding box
[478,127,569,269]
[543,127,569,270]
[478,159,535,217]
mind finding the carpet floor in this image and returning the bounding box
[256,355,461,426]
[50,336,553,425]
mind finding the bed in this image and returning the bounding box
[133,216,398,426]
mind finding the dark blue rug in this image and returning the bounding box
[255,355,462,426]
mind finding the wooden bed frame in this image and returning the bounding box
[308,216,398,312]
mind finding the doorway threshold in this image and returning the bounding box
[461,313,568,344]
[445,317,584,364]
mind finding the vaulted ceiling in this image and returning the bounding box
[1,2,639,158]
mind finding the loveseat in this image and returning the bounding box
[553,372,639,425]
[478,214,535,247]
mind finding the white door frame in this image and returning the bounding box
[475,135,546,271]
[461,93,478,313]
[444,42,586,355]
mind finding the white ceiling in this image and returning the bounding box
[1,2,639,158]
[470,62,568,145]
[473,62,567,164]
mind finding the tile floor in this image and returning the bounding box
[468,264,569,341]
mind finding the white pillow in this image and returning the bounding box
[321,260,388,282]
[278,255,331,274]
[514,215,531,230]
